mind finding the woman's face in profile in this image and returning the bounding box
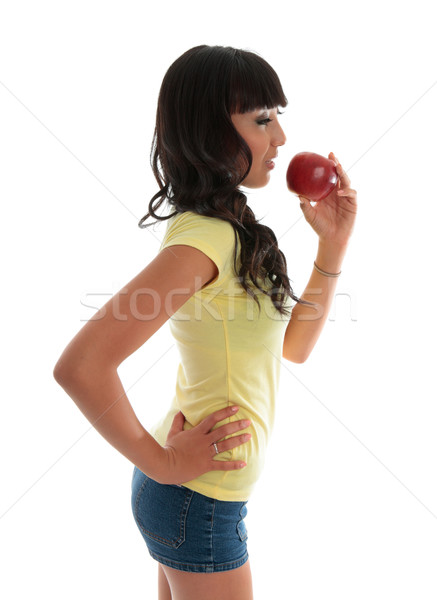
[231,107,286,189]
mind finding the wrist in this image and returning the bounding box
[151,446,174,485]
[134,434,171,483]
[316,238,348,274]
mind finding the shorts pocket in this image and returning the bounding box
[236,501,248,542]
[133,474,193,548]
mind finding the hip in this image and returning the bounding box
[130,467,249,573]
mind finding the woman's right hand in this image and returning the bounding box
[155,405,251,485]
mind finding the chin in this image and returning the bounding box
[241,174,271,189]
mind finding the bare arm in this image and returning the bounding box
[53,244,249,484]
[282,239,348,363]
[283,153,357,364]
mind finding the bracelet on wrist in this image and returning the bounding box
[313,261,341,278]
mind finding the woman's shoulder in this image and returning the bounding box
[159,209,239,284]
[165,210,236,238]
[169,209,232,226]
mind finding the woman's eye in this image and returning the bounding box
[257,118,273,126]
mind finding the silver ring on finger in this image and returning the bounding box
[212,442,219,455]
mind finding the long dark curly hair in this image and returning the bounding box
[138,44,311,316]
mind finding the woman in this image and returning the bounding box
[53,45,357,600]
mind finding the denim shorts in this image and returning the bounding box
[131,466,249,573]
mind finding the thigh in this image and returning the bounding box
[162,560,253,600]
[158,564,172,600]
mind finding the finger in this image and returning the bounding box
[208,419,251,442]
[214,433,251,454]
[198,405,240,433]
[337,187,357,198]
[298,195,314,216]
[335,161,351,188]
[167,411,185,437]
[210,441,220,458]
[210,459,247,471]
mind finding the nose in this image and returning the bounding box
[272,122,286,147]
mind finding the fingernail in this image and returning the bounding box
[231,406,239,412]
[244,434,251,441]
[242,420,251,427]
[239,462,247,468]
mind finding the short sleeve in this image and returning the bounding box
[159,210,237,287]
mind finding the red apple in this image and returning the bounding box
[286,152,338,202]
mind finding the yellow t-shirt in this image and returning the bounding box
[149,210,293,501]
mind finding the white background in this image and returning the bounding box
[1,1,436,598]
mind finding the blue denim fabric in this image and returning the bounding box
[131,466,249,573]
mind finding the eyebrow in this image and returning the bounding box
[255,109,270,118]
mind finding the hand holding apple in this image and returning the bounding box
[286,152,338,202]
[292,152,358,246]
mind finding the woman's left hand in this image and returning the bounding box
[298,152,358,246]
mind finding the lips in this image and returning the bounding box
[265,153,278,162]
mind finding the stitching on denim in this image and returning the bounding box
[134,476,194,548]
[137,487,193,547]
[179,488,194,547]
[210,498,216,564]
[133,474,149,523]
[148,549,249,573]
